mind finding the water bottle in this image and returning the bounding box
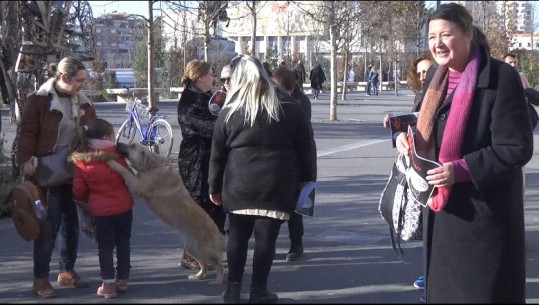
[34,200,47,220]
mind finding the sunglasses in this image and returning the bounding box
[220,77,231,83]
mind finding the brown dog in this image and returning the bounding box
[107,142,225,285]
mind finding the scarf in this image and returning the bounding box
[416,47,481,212]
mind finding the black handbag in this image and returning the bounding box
[34,145,73,187]
[379,154,423,257]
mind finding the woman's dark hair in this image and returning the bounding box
[72,118,114,153]
[406,53,433,93]
[429,3,490,55]
[271,67,296,92]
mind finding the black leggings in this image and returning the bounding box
[226,213,284,288]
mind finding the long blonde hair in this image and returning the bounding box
[224,55,280,127]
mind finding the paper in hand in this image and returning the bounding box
[295,181,316,217]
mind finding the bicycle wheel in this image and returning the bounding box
[148,119,173,158]
[116,118,137,146]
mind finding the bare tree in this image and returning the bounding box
[292,1,363,121]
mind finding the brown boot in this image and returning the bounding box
[32,278,56,298]
[97,280,117,299]
[180,252,200,270]
[57,270,89,288]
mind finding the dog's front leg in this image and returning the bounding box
[107,160,141,197]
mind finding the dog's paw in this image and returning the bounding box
[188,273,206,281]
[209,279,224,285]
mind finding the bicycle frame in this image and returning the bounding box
[122,100,161,146]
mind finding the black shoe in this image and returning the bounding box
[286,247,304,261]
[223,281,242,304]
[249,287,278,304]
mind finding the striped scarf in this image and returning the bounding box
[416,47,481,212]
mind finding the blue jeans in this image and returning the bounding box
[33,184,80,279]
[95,210,132,280]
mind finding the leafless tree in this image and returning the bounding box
[291,1,363,121]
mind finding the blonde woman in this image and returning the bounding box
[177,59,225,270]
[18,57,96,298]
[208,55,317,303]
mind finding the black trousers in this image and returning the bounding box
[226,213,283,288]
[287,212,303,244]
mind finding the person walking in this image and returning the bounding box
[18,56,96,298]
[395,3,532,303]
[292,60,306,92]
[208,55,317,304]
[177,59,225,270]
[309,64,326,100]
[71,118,134,299]
[368,66,380,96]
[271,67,318,262]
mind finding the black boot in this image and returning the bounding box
[223,281,241,304]
[286,239,304,262]
[248,287,278,304]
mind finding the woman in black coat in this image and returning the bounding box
[395,4,533,303]
[208,55,316,304]
[309,64,326,99]
[177,59,225,269]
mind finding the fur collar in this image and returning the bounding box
[36,78,92,118]
[70,148,119,164]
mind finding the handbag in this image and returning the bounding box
[34,144,73,187]
[8,180,45,241]
[34,105,82,188]
[379,154,423,257]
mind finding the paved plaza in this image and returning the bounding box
[1,88,539,303]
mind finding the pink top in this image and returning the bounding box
[446,71,462,99]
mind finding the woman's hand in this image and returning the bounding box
[395,132,409,155]
[210,193,222,206]
[426,162,455,187]
[383,114,390,128]
[22,159,36,176]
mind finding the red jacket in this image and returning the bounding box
[72,145,134,217]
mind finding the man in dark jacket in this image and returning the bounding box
[309,64,326,99]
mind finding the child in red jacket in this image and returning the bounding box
[71,118,134,299]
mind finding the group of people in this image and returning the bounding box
[15,2,536,304]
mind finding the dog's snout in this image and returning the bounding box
[116,142,130,156]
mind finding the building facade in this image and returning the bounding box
[93,12,146,69]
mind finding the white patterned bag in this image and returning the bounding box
[379,154,423,256]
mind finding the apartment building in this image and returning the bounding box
[93,12,146,68]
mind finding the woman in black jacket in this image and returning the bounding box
[208,55,316,304]
[177,59,225,270]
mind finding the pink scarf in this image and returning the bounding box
[416,47,481,212]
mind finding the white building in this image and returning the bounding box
[510,33,539,50]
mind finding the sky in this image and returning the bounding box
[88,1,539,30]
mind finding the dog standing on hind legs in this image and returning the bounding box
[107,142,226,285]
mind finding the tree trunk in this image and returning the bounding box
[251,1,257,56]
[147,1,155,117]
[329,23,338,121]
[341,48,348,101]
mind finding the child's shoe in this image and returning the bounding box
[97,280,117,299]
[116,279,128,293]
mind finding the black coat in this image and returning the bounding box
[176,84,215,206]
[309,65,326,90]
[422,47,533,303]
[208,91,317,214]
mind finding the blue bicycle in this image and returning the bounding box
[115,94,173,158]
